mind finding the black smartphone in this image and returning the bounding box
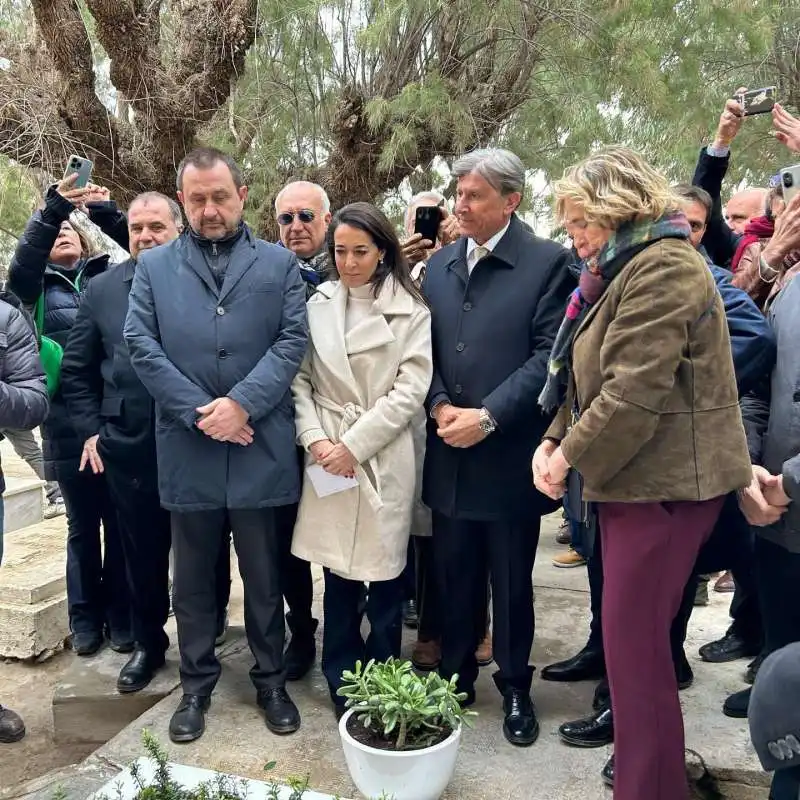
[414,205,442,243]
[733,86,776,117]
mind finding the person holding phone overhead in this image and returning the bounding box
[8,170,132,658]
[290,203,433,717]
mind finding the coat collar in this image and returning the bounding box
[308,278,413,404]
[121,258,136,283]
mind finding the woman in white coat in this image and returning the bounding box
[291,202,433,715]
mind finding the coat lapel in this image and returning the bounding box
[308,282,358,392]
[218,233,259,304]
[177,237,219,298]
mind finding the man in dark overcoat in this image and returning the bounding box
[423,147,574,746]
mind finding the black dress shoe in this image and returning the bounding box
[601,754,615,787]
[502,689,539,746]
[745,653,765,685]
[541,647,605,682]
[285,618,318,681]
[169,694,210,743]
[0,705,25,743]
[699,632,760,663]
[558,707,614,748]
[723,687,750,719]
[258,687,300,734]
[117,649,166,694]
[402,599,419,629]
[72,631,104,656]
[109,636,135,654]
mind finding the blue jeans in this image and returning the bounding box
[562,491,588,558]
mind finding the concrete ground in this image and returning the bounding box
[0,433,770,799]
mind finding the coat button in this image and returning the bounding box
[456,342,465,352]
[218,349,228,359]
[463,302,472,311]
[454,384,463,395]
[216,306,225,316]
[794,390,800,402]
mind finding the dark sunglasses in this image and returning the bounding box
[277,209,315,225]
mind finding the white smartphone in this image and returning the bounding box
[63,154,93,189]
[780,164,800,206]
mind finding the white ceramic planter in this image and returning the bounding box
[90,758,347,800]
[338,708,461,800]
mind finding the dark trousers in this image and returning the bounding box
[600,499,722,800]
[61,470,131,637]
[171,508,285,697]
[770,765,800,800]
[104,466,171,655]
[321,569,403,705]
[433,512,539,694]
[275,502,316,638]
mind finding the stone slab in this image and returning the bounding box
[0,758,121,800]
[52,639,183,747]
[0,593,67,659]
[87,514,769,800]
[3,477,45,535]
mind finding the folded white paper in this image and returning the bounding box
[306,463,358,498]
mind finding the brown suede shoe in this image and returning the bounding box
[476,632,494,666]
[0,705,25,743]
[411,638,441,671]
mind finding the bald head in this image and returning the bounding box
[725,188,767,235]
[275,181,332,258]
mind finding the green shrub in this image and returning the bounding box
[337,658,477,751]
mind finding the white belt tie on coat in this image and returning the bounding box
[312,393,384,513]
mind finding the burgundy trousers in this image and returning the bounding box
[599,498,724,800]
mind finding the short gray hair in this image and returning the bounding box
[404,190,447,230]
[452,148,526,197]
[129,191,183,229]
[275,181,331,214]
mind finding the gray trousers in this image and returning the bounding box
[171,507,286,697]
[1,428,61,503]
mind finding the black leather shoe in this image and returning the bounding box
[0,705,25,743]
[601,754,615,787]
[699,632,760,663]
[558,707,613,748]
[676,652,694,690]
[258,687,300,734]
[402,599,419,629]
[72,631,104,656]
[723,687,750,719]
[109,635,135,654]
[285,618,318,681]
[502,689,539,746]
[745,653,765,685]
[117,649,166,694]
[541,646,605,682]
[169,694,210,743]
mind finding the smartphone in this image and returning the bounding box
[780,164,800,206]
[414,205,442,243]
[733,86,776,117]
[63,154,93,189]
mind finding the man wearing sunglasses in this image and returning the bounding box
[275,181,333,299]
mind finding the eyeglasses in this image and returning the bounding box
[277,209,316,225]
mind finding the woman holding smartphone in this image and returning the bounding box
[290,202,433,716]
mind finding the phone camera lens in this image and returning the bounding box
[783,173,794,188]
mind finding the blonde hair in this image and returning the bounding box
[554,146,680,229]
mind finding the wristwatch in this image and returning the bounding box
[479,407,497,435]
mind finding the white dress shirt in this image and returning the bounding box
[465,221,511,274]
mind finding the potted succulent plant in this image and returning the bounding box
[337,658,476,800]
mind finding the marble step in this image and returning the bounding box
[3,476,45,534]
[0,517,68,659]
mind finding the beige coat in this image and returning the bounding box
[290,278,433,581]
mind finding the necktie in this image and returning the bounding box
[472,245,489,268]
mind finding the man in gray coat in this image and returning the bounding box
[124,148,308,743]
[0,292,49,743]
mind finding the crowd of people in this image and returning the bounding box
[0,91,799,800]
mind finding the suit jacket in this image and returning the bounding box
[422,214,575,521]
[123,226,308,512]
[61,259,159,490]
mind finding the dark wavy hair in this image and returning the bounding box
[327,202,426,305]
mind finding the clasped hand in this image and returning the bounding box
[532,439,569,500]
[434,403,486,448]
[196,398,253,445]
[738,465,791,526]
[309,439,357,478]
